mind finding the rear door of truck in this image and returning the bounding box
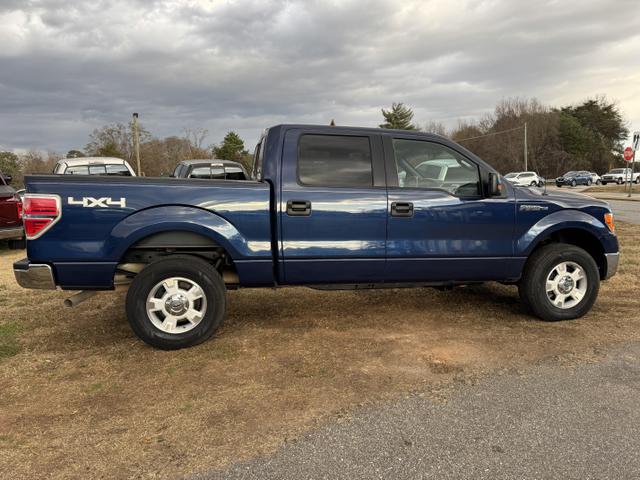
[279,127,387,284]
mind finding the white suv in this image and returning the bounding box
[504,171,544,187]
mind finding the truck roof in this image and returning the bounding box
[176,159,244,167]
[271,124,449,141]
[56,157,128,166]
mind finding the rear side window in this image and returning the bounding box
[105,164,131,176]
[190,166,213,179]
[65,165,89,175]
[298,135,373,187]
[88,165,107,175]
[225,168,246,180]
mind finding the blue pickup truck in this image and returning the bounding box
[14,125,619,349]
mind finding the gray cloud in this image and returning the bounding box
[1,0,639,153]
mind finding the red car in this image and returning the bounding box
[0,172,24,246]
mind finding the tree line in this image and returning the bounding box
[0,95,630,186]
[0,127,251,186]
[380,97,629,177]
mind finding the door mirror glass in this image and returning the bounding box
[2,174,12,184]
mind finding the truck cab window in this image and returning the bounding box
[298,134,373,187]
[392,139,480,197]
[105,164,131,176]
[65,165,89,175]
[190,167,212,179]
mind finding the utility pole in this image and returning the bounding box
[523,122,528,171]
[132,112,141,176]
[631,131,640,198]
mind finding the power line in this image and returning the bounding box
[456,125,525,142]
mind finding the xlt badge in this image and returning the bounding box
[519,204,548,212]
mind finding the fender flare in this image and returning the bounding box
[516,210,610,256]
[104,205,267,262]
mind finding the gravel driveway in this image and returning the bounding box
[196,342,640,480]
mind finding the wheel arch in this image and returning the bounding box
[523,227,607,279]
[517,210,613,279]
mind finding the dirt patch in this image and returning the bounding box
[1,223,639,479]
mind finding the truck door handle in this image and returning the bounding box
[286,200,312,216]
[391,201,413,217]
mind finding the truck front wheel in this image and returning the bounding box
[518,243,599,321]
[126,255,226,349]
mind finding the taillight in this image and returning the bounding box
[23,194,61,240]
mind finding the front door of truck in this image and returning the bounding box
[383,136,518,282]
[280,128,387,284]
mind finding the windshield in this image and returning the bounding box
[564,171,577,176]
[610,169,626,174]
[504,173,517,178]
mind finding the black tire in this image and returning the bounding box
[636,177,640,184]
[587,179,592,186]
[518,243,599,322]
[125,255,226,350]
[596,179,602,185]
[602,181,607,185]
[571,179,577,187]
[530,181,537,186]
[617,178,623,185]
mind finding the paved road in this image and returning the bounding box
[196,343,640,480]
[607,199,640,224]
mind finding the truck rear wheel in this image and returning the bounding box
[518,243,599,322]
[125,255,226,349]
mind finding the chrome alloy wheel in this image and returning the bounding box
[146,277,207,334]
[545,261,587,309]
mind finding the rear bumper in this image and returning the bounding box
[13,258,56,289]
[0,227,23,241]
[604,252,620,280]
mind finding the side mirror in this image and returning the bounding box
[488,172,502,196]
[2,174,12,185]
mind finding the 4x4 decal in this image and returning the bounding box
[68,197,127,208]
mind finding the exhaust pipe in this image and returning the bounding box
[64,290,97,308]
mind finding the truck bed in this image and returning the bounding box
[24,175,273,288]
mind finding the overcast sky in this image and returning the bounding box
[1,0,640,153]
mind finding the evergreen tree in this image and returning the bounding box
[66,150,85,158]
[379,103,417,130]
[213,131,246,161]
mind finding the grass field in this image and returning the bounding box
[585,184,638,193]
[1,224,639,479]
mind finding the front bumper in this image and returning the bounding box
[604,252,620,280]
[555,178,574,185]
[0,227,24,241]
[13,258,56,289]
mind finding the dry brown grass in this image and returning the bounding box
[585,184,637,193]
[1,224,640,479]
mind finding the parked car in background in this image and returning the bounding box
[601,168,640,185]
[14,124,619,350]
[53,157,136,176]
[555,171,593,187]
[171,159,249,180]
[504,171,544,187]
[589,172,602,185]
[0,171,24,246]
